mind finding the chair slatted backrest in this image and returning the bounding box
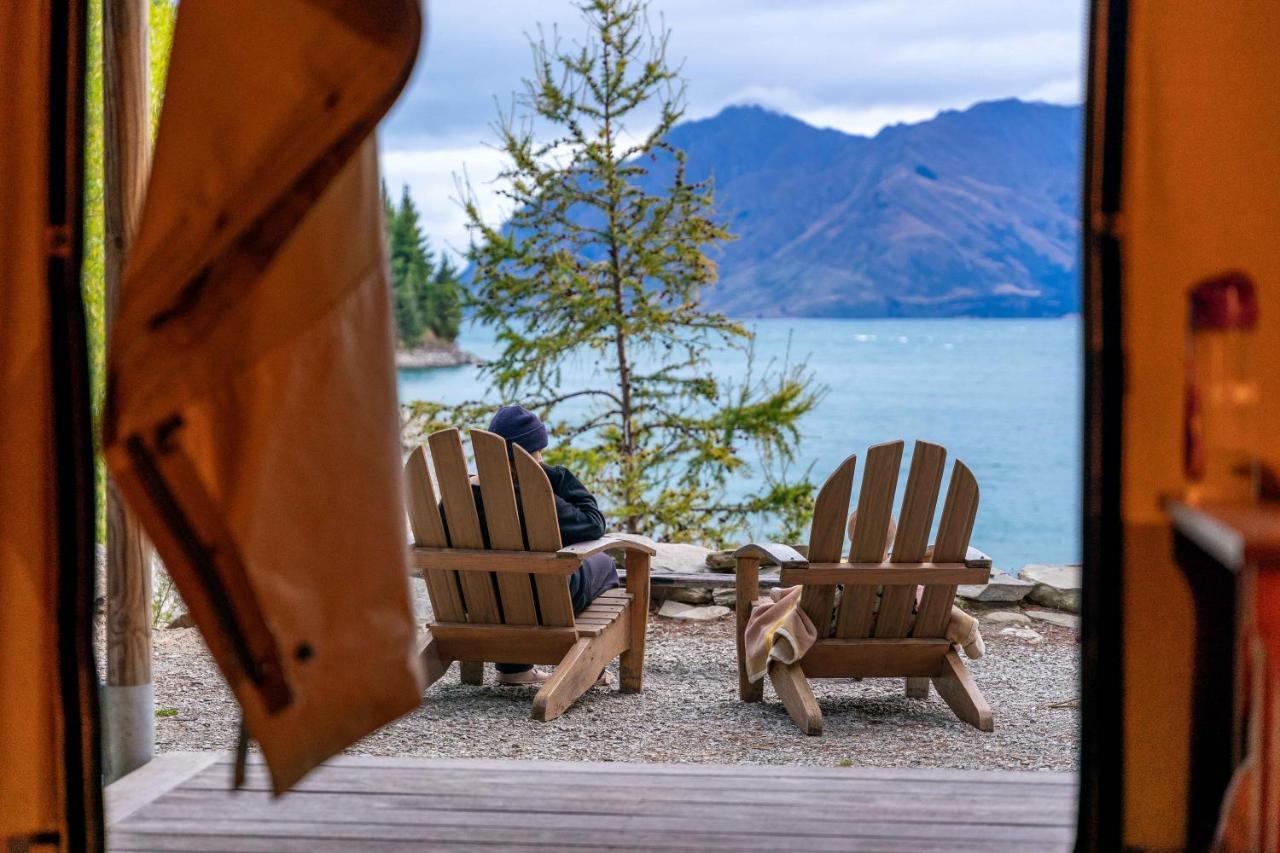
[866,441,947,638]
[911,459,979,638]
[799,440,981,641]
[405,428,574,628]
[834,440,906,637]
[798,454,856,634]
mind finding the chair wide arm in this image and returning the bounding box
[733,541,809,569]
[557,535,657,560]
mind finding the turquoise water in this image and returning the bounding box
[398,318,1082,572]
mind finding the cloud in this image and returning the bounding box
[379,142,511,258]
[380,0,1087,255]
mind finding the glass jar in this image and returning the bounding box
[1185,271,1259,502]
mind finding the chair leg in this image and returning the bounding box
[532,636,614,722]
[460,661,484,685]
[619,552,649,694]
[736,557,764,702]
[932,650,994,731]
[417,629,453,691]
[768,660,823,735]
[905,677,930,699]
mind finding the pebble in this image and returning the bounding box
[657,600,694,618]
[982,610,1032,625]
[1027,610,1081,630]
[669,605,731,622]
[133,599,1079,772]
[999,626,1044,643]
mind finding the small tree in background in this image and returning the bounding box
[458,0,820,544]
[427,254,464,341]
[384,183,464,346]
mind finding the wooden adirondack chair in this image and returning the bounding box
[404,428,654,721]
[734,440,994,735]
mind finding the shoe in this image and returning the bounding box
[495,667,552,686]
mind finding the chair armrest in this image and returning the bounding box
[733,541,809,568]
[557,535,656,560]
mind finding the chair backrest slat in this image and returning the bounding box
[429,428,502,624]
[834,440,905,638]
[872,441,947,638]
[405,446,464,622]
[513,445,574,627]
[798,454,856,634]
[912,460,979,638]
[472,429,538,625]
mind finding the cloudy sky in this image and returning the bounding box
[380,0,1087,258]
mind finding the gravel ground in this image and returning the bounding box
[146,605,1079,771]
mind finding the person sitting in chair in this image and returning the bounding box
[472,405,620,685]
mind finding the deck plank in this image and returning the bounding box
[107,754,1077,852]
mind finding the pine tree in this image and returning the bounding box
[460,0,820,543]
[385,185,432,345]
[426,254,463,341]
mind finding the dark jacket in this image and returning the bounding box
[442,464,606,548]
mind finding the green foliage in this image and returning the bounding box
[383,184,464,346]
[458,0,822,545]
[83,0,178,544]
[428,254,464,341]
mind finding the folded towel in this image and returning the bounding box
[946,605,985,659]
[744,586,818,683]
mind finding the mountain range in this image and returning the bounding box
[656,98,1082,318]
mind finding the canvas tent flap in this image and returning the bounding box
[1,1,67,839]
[104,0,424,792]
[2,0,100,847]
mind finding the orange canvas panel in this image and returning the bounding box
[0,1,64,840]
[103,0,425,792]
[1,1,100,847]
[1117,1,1280,847]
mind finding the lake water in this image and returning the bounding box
[399,317,1082,572]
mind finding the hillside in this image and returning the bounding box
[664,99,1082,317]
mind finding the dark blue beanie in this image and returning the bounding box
[488,405,548,455]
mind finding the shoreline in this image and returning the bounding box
[395,339,482,370]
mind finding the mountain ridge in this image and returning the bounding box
[474,98,1083,318]
[669,98,1082,317]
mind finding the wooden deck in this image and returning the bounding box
[106,753,1077,851]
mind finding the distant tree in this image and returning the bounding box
[385,185,431,345]
[459,0,820,543]
[383,184,464,346]
[426,254,464,341]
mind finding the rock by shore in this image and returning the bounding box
[395,339,482,370]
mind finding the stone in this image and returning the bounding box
[615,535,714,574]
[712,587,738,608]
[1027,609,1081,630]
[998,626,1043,643]
[653,586,714,605]
[1018,564,1082,613]
[667,604,732,622]
[657,600,694,618]
[705,545,808,573]
[166,611,194,629]
[956,571,1034,603]
[705,550,737,572]
[981,610,1031,625]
